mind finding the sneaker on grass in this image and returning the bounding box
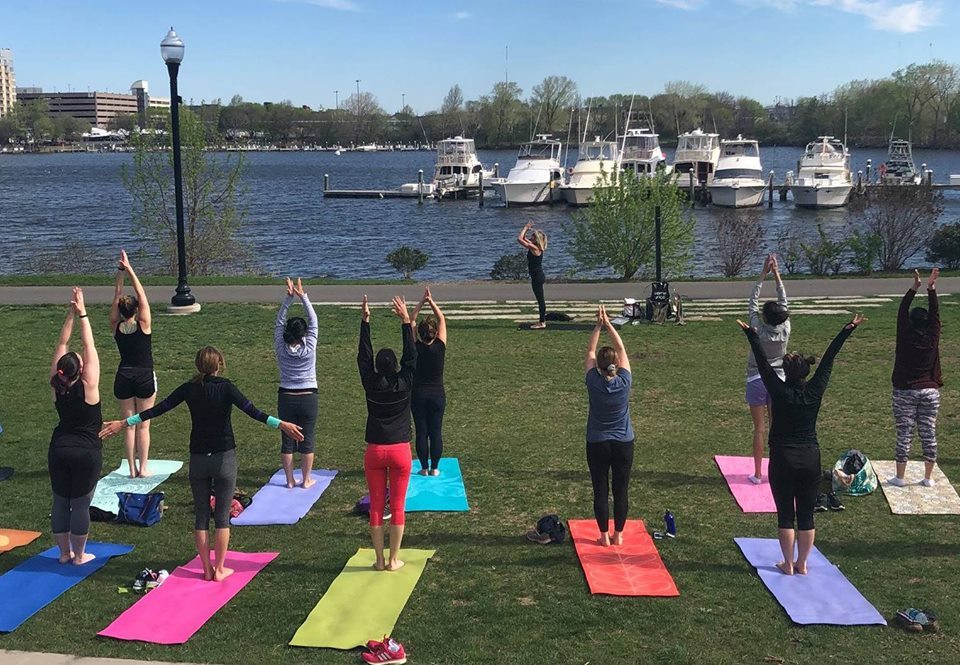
[814,494,829,512]
[827,492,844,511]
[362,636,407,664]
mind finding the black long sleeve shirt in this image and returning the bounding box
[137,377,270,454]
[358,321,417,444]
[892,288,942,390]
[746,325,854,448]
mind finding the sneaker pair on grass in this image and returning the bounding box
[814,493,844,512]
[363,636,407,664]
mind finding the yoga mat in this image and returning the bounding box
[231,469,337,526]
[735,537,886,626]
[98,551,278,644]
[405,457,469,512]
[289,548,435,649]
[0,529,42,554]
[0,467,13,482]
[568,519,679,597]
[873,461,960,515]
[714,455,775,513]
[0,542,133,632]
[90,459,184,514]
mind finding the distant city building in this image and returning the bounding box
[16,81,170,128]
[0,48,15,118]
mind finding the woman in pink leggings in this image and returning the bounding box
[358,295,417,571]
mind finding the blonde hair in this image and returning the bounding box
[192,346,225,383]
[532,230,548,253]
[597,346,618,377]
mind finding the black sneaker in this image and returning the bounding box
[814,494,829,512]
[827,492,845,511]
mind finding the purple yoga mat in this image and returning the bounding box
[735,537,886,626]
[231,469,337,526]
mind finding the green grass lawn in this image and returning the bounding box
[0,299,958,664]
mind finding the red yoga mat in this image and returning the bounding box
[569,519,679,597]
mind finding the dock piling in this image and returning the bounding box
[478,171,484,208]
[417,169,424,205]
[866,159,872,184]
[768,171,774,208]
[323,174,329,192]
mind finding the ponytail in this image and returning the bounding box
[51,352,82,395]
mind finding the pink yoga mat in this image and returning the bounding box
[98,551,277,644]
[714,455,775,513]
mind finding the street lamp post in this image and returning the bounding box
[161,27,199,313]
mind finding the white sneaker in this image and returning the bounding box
[747,475,762,485]
[921,478,936,488]
[888,476,908,487]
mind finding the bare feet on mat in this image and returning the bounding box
[530,322,546,329]
[213,566,234,582]
[373,558,386,571]
[775,561,793,576]
[302,476,316,490]
[285,481,296,489]
[386,559,405,571]
[58,552,74,564]
[138,468,151,478]
[598,533,611,547]
[73,552,96,566]
[430,468,440,477]
[202,559,215,581]
[417,468,429,476]
[794,561,808,575]
[612,532,624,547]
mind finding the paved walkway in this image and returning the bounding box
[0,276,952,306]
[0,651,208,665]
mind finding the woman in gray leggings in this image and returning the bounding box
[101,347,303,582]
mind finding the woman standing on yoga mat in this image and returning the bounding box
[411,287,447,476]
[49,288,102,565]
[517,222,548,329]
[100,347,303,582]
[584,304,634,547]
[109,250,156,479]
[358,294,416,571]
[275,277,319,489]
[737,313,864,575]
[744,254,790,485]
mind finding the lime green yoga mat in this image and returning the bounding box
[289,548,435,649]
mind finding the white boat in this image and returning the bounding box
[881,138,921,185]
[432,136,492,196]
[619,128,670,177]
[672,128,720,187]
[791,136,852,208]
[560,138,620,206]
[490,135,565,205]
[709,136,766,208]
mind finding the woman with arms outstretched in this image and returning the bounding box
[737,312,864,575]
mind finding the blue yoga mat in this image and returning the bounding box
[90,460,184,514]
[0,541,134,632]
[405,457,469,512]
[232,469,338,525]
[735,537,886,626]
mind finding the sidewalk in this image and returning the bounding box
[0,651,210,665]
[0,276,951,306]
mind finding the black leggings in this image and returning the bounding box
[48,445,101,536]
[530,276,546,322]
[412,392,446,470]
[769,444,821,531]
[189,449,237,530]
[586,440,634,532]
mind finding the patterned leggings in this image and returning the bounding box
[893,388,940,463]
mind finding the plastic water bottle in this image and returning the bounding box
[664,510,676,537]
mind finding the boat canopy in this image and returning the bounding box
[578,142,616,161]
[518,141,561,160]
[622,132,660,158]
[438,137,476,156]
[721,141,759,157]
[715,168,763,179]
[677,131,719,152]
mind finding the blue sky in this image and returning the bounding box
[3,0,956,110]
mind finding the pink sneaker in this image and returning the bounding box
[362,636,407,664]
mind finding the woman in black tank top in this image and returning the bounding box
[109,250,157,478]
[49,288,104,566]
[411,288,448,475]
[517,222,548,328]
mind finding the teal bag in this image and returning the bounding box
[832,450,877,496]
[116,492,165,526]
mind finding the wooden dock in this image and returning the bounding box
[322,189,423,199]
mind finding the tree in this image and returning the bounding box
[926,221,960,269]
[800,225,846,276]
[122,107,248,275]
[386,246,429,279]
[480,82,525,147]
[712,210,763,277]
[530,76,578,135]
[440,84,464,137]
[343,91,386,145]
[490,252,528,280]
[566,168,694,280]
[32,116,55,143]
[863,185,943,271]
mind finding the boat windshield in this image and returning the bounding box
[518,142,559,160]
[721,142,758,157]
[438,140,475,156]
[678,134,717,151]
[715,168,762,179]
[579,143,615,161]
[622,135,658,157]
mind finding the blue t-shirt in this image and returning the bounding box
[585,368,634,443]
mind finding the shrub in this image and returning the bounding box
[712,210,763,277]
[490,251,528,280]
[846,229,883,274]
[863,185,943,271]
[386,246,429,279]
[926,221,960,269]
[801,225,845,276]
[775,228,803,275]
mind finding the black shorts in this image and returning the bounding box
[114,367,157,400]
[48,444,103,499]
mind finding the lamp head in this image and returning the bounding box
[160,27,185,64]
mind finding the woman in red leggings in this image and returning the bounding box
[358,294,417,571]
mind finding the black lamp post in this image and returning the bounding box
[160,27,198,311]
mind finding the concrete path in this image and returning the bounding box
[0,651,210,665]
[0,276,952,306]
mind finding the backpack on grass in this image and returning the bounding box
[832,449,878,496]
[116,492,165,527]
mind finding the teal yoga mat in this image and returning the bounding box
[405,457,469,512]
[90,460,184,514]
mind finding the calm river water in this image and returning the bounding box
[2,147,959,279]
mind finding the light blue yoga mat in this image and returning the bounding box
[0,541,134,632]
[90,460,184,514]
[232,469,338,526]
[405,457,469,512]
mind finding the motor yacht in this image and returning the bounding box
[672,128,720,187]
[790,136,852,208]
[560,138,620,206]
[490,135,565,205]
[709,136,766,207]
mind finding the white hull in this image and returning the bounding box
[491,180,561,205]
[561,186,598,206]
[791,184,852,208]
[709,183,765,208]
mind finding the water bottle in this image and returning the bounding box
[664,510,676,538]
